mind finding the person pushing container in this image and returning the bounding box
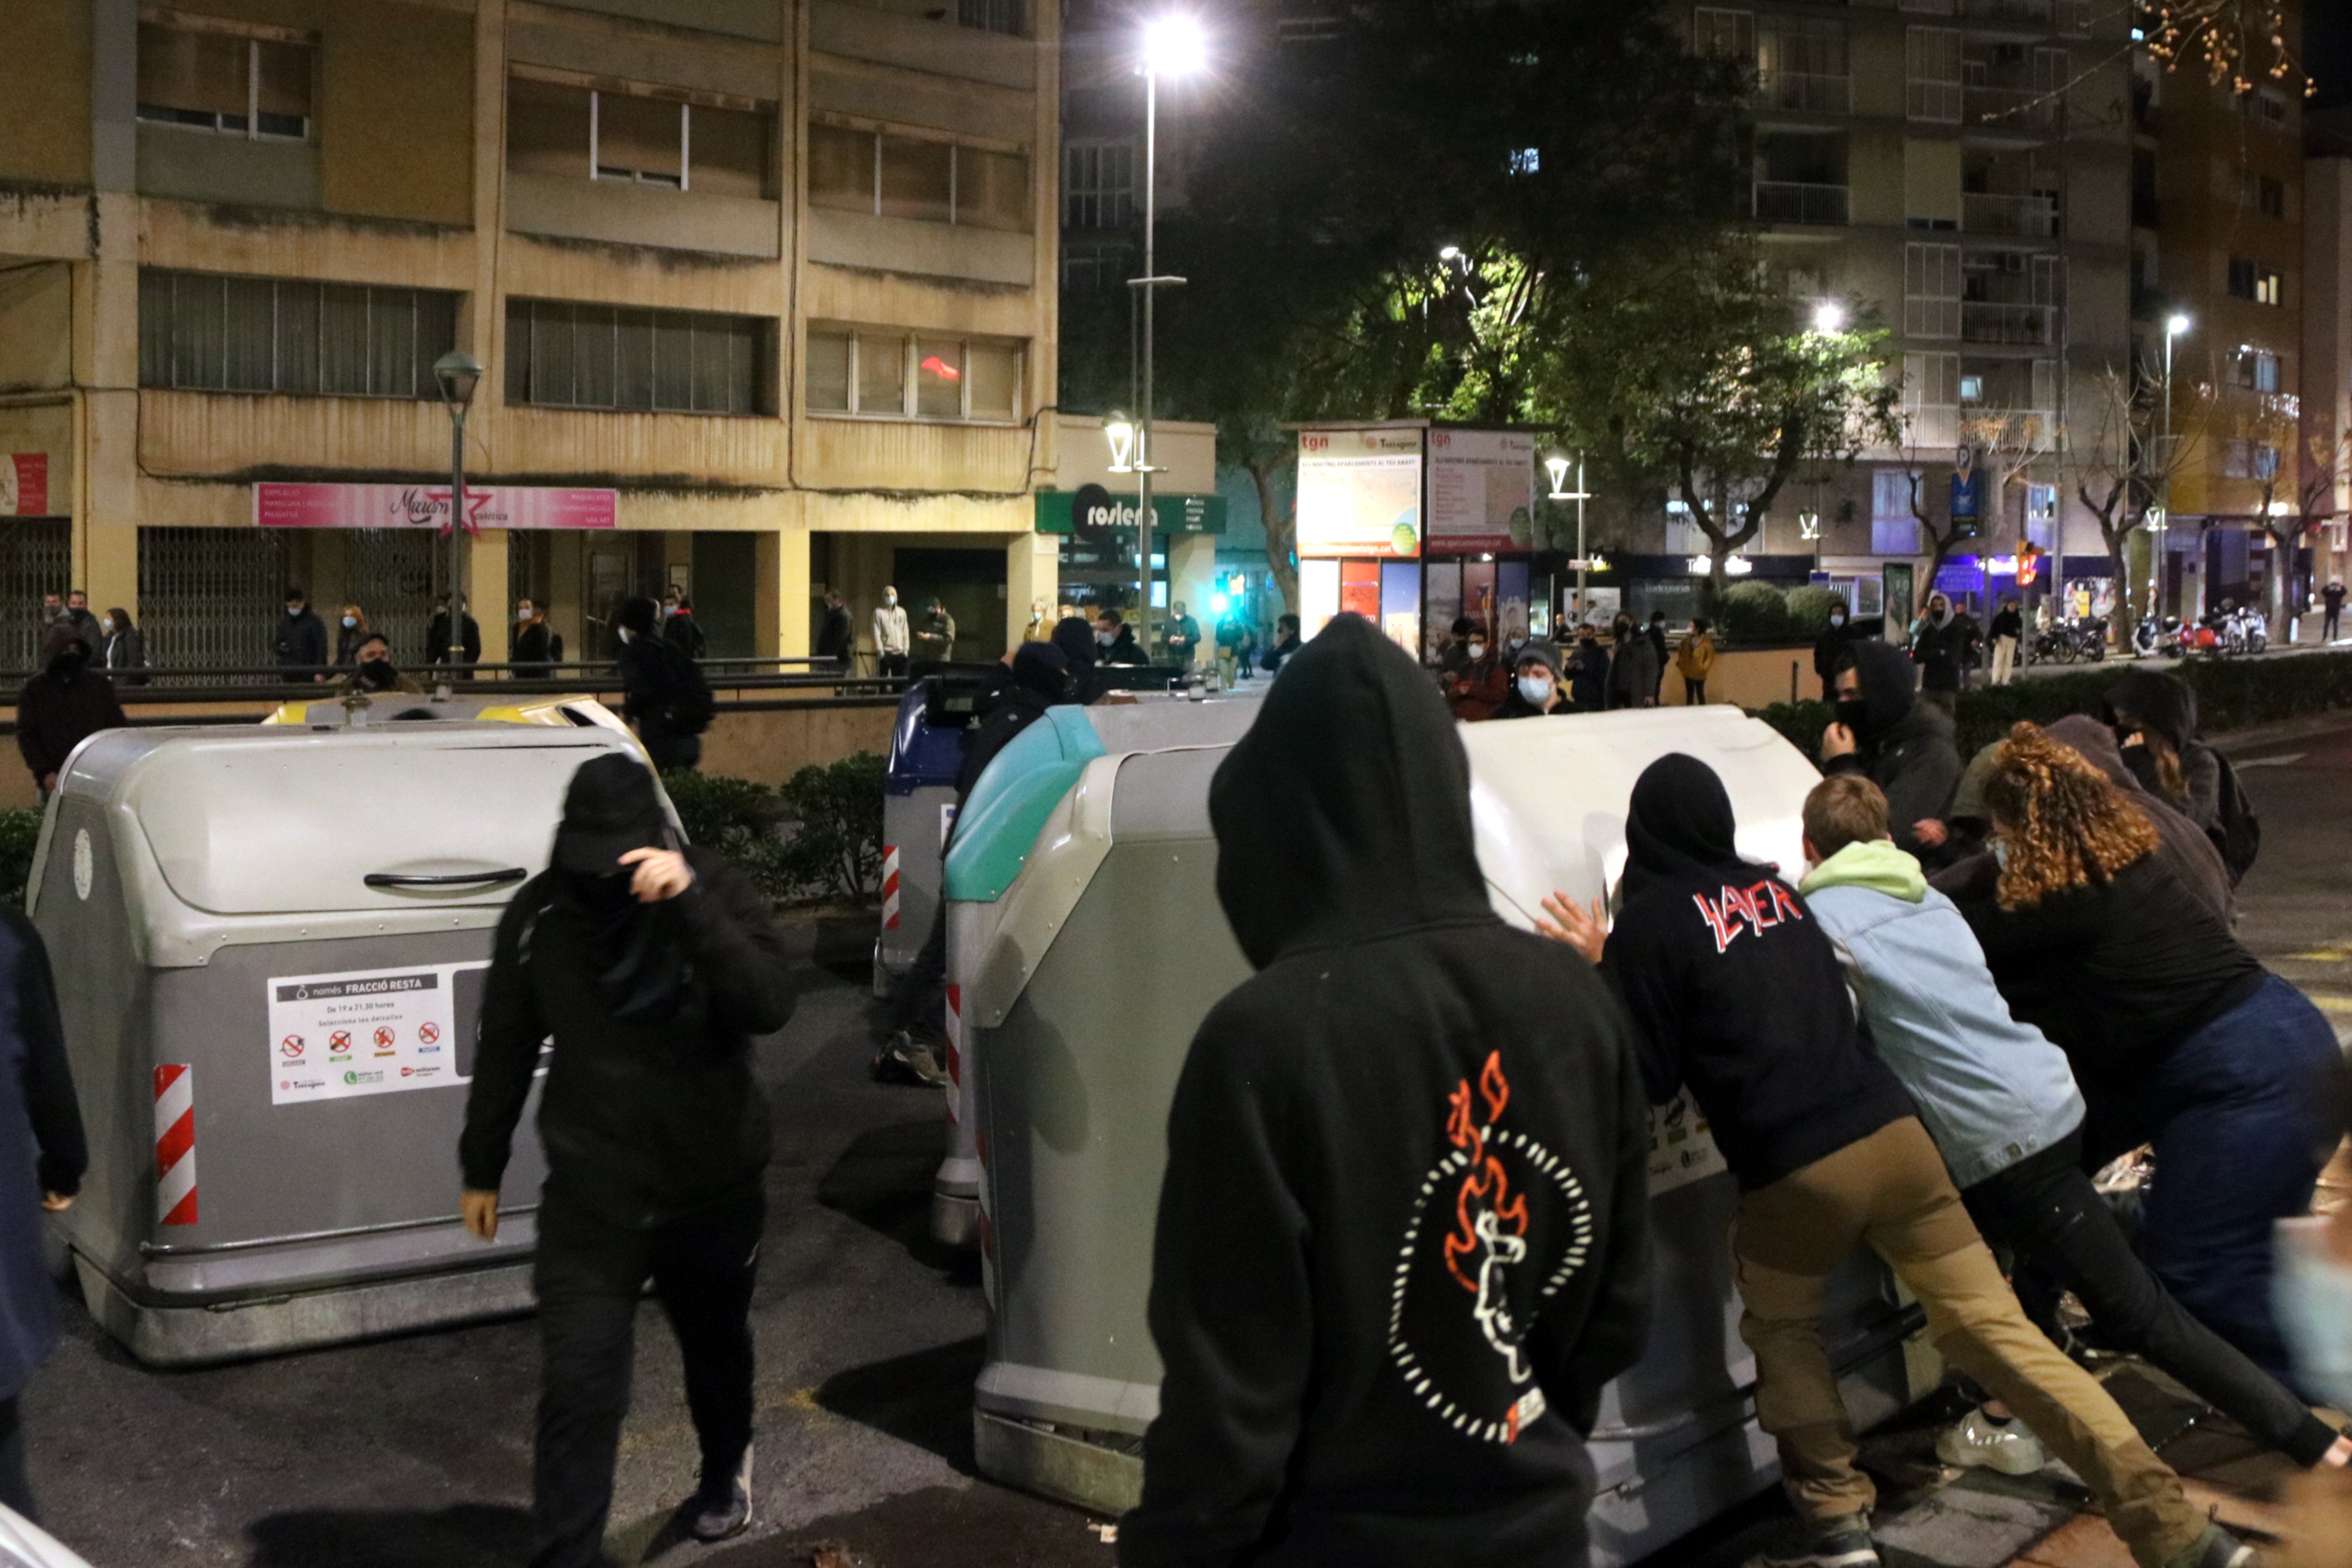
[459,754,794,1565]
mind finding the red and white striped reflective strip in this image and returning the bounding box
[881,845,901,931]
[153,1064,198,1227]
[944,982,962,1103]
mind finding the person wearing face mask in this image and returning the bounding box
[614,597,714,771]
[17,627,126,801]
[1092,608,1142,666]
[274,586,329,684]
[1565,623,1611,713]
[461,754,794,1565]
[1442,620,1506,721]
[1603,615,1658,711]
[913,597,957,666]
[1820,640,1960,860]
[1812,600,1859,700]
[1438,616,1479,678]
[815,590,855,672]
[427,595,483,668]
[348,633,421,695]
[1491,638,1565,719]
[1907,594,1967,716]
[1954,725,2342,1400]
[873,587,911,679]
[59,590,102,663]
[1673,617,1716,706]
[334,605,371,668]
[99,607,148,689]
[513,600,557,679]
[1258,613,1304,676]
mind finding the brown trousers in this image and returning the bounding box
[1733,1117,2208,1568]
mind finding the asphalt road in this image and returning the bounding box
[19,715,2350,1568]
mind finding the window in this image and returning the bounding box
[808,123,1029,232]
[1871,471,1921,555]
[1691,8,1754,62]
[1064,141,1135,230]
[957,0,1024,35]
[1902,350,1958,447]
[1509,147,1540,175]
[803,328,1023,422]
[1904,242,1960,338]
[2223,440,2279,479]
[1907,27,1961,123]
[2026,484,2056,549]
[2251,88,2288,128]
[2257,176,2284,219]
[504,76,773,198]
[137,18,311,139]
[2228,257,2283,305]
[504,300,772,415]
[1959,373,1984,403]
[2235,349,2280,392]
[138,269,456,396]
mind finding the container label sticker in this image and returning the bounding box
[1646,1092,1728,1194]
[266,962,489,1106]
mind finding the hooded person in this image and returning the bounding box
[1821,639,1961,859]
[2044,716,2232,924]
[1119,613,1653,1568]
[614,596,714,772]
[1536,754,2243,1568]
[16,626,126,799]
[956,642,1070,805]
[1491,637,1565,719]
[461,754,794,1566]
[1812,601,1860,699]
[2102,668,2223,834]
[1564,624,1611,712]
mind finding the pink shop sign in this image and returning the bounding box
[254,482,618,531]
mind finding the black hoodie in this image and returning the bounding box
[1823,639,1961,856]
[1121,614,1652,1568]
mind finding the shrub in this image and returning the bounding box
[661,770,794,900]
[1784,585,1846,638]
[0,811,42,908]
[775,752,886,905]
[1714,581,1792,644]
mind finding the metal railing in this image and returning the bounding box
[1752,181,1849,226]
[1960,301,2056,345]
[1756,70,1851,114]
[1965,84,2061,132]
[1963,191,2058,237]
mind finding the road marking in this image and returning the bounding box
[2234,753,2306,770]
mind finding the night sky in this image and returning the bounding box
[2314,0,2350,110]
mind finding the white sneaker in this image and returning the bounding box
[1936,1406,2047,1476]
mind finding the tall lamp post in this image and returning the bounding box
[1131,15,1204,646]
[1545,454,1591,625]
[2155,313,2190,628]
[433,349,483,671]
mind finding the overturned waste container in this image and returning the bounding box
[957,704,1928,1562]
[34,722,665,1365]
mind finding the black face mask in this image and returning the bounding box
[1836,696,1871,739]
[360,660,399,690]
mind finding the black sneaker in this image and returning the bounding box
[689,1446,753,1544]
[1754,1516,1880,1568]
[2160,1525,2260,1568]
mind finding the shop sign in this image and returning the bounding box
[1033,490,1226,536]
[1426,429,1534,554]
[3,455,47,516]
[1298,426,1422,559]
[255,482,617,531]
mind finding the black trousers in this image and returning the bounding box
[531,1188,764,1568]
[640,729,701,772]
[0,1396,30,1520]
[1962,1130,2337,1467]
[878,652,908,679]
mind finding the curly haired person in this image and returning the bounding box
[1952,723,2344,1391]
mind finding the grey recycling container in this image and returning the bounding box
[34,722,664,1366]
[875,676,984,999]
[957,704,1928,1562]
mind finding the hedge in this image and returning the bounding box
[1752,650,2352,761]
[0,811,39,908]
[662,753,885,905]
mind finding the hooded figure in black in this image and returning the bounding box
[1120,613,1652,1568]
[1821,639,1961,858]
[957,641,1070,797]
[461,754,794,1565]
[2102,668,2223,834]
[615,596,714,772]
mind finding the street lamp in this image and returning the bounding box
[1812,299,1848,334]
[2155,313,2191,628]
[433,349,482,674]
[1130,14,1204,643]
[1104,416,1137,473]
[1546,453,1593,625]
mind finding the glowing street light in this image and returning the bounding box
[1104,416,1136,473]
[1812,300,1848,334]
[1126,14,1207,640]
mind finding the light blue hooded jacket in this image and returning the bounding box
[1799,840,2083,1190]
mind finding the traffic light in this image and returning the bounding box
[2017,543,2045,586]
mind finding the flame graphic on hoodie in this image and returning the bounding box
[1442,1052,1533,1391]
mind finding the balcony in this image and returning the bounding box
[1961,301,2055,345]
[1754,181,1849,226]
[1756,69,1852,115]
[1909,81,1963,123]
[1964,85,2061,133]
[1963,191,2058,237]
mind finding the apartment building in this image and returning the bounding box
[2130,4,2317,621]
[2311,108,2352,604]
[1681,0,2133,622]
[0,0,1060,671]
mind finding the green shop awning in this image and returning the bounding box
[1035,491,1227,536]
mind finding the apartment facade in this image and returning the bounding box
[1680,0,2133,622]
[0,0,1060,671]
[2311,108,2352,606]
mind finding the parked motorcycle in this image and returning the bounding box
[2032,617,2110,664]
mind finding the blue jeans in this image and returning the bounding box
[2108,976,2343,1384]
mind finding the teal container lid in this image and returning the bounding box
[943,707,1107,902]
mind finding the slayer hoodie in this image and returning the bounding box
[1119,614,1653,1568]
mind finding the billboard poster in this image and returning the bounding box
[3,455,48,516]
[1297,427,1423,559]
[1427,429,1536,554]
[255,482,617,531]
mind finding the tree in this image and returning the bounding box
[1535,238,1903,597]
[2250,418,2351,639]
[2071,365,2210,640]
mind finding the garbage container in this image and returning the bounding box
[958,705,1927,1560]
[262,691,634,740]
[930,691,1267,1249]
[34,721,667,1366]
[875,676,986,1000]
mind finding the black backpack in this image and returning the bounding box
[2209,752,2262,885]
[662,648,716,736]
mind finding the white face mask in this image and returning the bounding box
[1517,674,1554,705]
[100,617,114,634]
[885,594,898,607]
[1096,629,1116,646]
[287,606,302,617]
[341,616,357,629]
[617,627,635,645]
[1467,642,1487,660]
